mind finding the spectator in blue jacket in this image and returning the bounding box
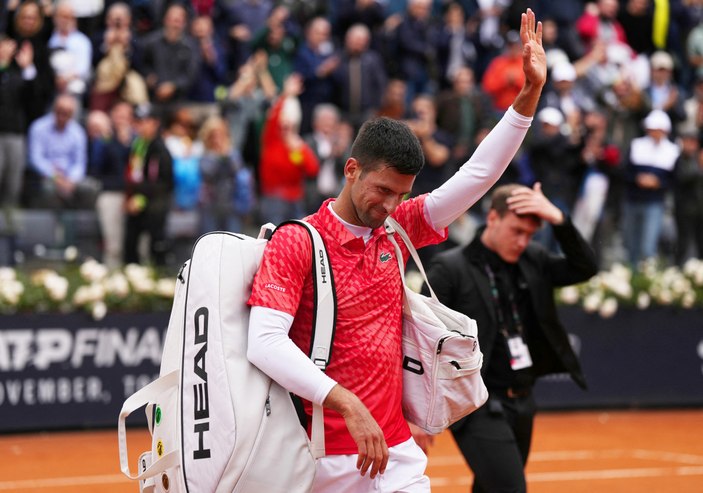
[622,109,680,266]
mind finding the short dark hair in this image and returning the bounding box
[350,117,424,175]
[490,183,541,224]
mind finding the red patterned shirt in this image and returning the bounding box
[248,196,446,454]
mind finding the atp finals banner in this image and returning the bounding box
[0,313,167,432]
[1,307,702,431]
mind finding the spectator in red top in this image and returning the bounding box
[482,30,525,114]
[575,0,628,53]
[258,73,319,225]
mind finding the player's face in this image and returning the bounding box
[484,210,541,263]
[347,159,415,229]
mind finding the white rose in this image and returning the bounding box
[92,301,107,321]
[636,292,650,309]
[598,297,618,318]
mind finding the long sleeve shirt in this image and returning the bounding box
[28,114,87,182]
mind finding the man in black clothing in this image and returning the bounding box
[123,104,173,266]
[424,183,598,493]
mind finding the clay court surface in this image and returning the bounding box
[1,408,701,492]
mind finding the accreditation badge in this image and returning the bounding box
[507,335,533,370]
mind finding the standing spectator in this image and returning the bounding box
[331,23,387,132]
[680,74,703,142]
[28,94,98,209]
[225,51,277,158]
[218,0,274,76]
[89,13,147,112]
[526,107,584,252]
[541,62,595,130]
[6,0,55,123]
[436,1,477,90]
[435,65,493,165]
[294,16,339,134]
[618,0,656,56]
[138,3,199,106]
[424,184,597,493]
[258,74,319,225]
[92,2,134,67]
[575,0,628,53]
[62,0,104,39]
[124,104,174,266]
[87,101,134,269]
[198,115,254,234]
[394,0,440,102]
[163,107,204,211]
[249,6,300,91]
[673,127,703,264]
[48,1,92,100]
[622,110,680,266]
[0,34,36,233]
[642,50,686,133]
[303,103,346,213]
[405,94,454,198]
[188,14,228,104]
[334,0,386,45]
[482,30,526,114]
[376,77,410,120]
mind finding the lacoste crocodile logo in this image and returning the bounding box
[380,252,392,263]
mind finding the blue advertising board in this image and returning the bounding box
[1,307,702,432]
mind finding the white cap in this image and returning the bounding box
[537,107,564,127]
[552,62,576,82]
[650,50,674,71]
[643,109,671,133]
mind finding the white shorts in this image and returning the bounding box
[312,437,431,493]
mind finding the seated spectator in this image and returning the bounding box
[48,1,92,100]
[331,22,387,132]
[258,74,319,225]
[198,115,254,234]
[28,94,99,210]
[124,104,174,266]
[138,3,199,106]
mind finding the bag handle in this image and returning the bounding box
[384,217,438,301]
[276,220,336,459]
[118,370,181,481]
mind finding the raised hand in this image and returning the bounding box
[507,182,564,225]
[520,8,547,89]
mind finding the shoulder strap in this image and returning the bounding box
[384,216,438,301]
[276,219,336,459]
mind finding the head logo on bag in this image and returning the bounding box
[193,306,211,460]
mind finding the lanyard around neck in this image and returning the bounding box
[483,263,524,337]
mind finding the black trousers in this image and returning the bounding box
[124,208,169,266]
[450,392,537,493]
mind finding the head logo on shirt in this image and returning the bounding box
[379,252,392,263]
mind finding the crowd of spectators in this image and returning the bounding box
[2,0,703,270]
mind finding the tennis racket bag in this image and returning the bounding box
[118,221,333,492]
